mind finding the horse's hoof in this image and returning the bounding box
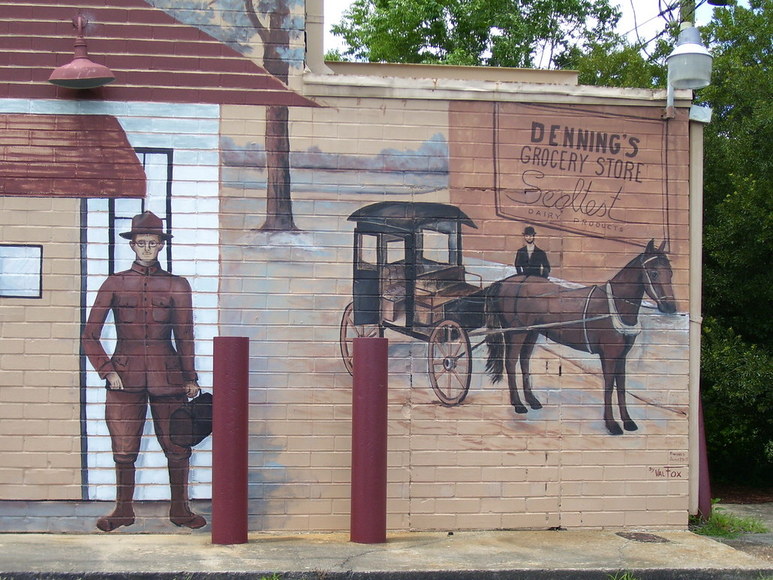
[606,422,623,436]
[527,397,542,410]
[624,420,638,432]
[513,404,528,414]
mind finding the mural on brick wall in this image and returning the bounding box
[0,101,221,520]
[338,101,686,439]
[0,0,694,533]
[0,0,318,529]
[452,101,688,440]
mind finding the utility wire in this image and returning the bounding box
[620,0,716,56]
[619,0,679,39]
[659,0,680,24]
[624,0,714,55]
[618,0,678,57]
[628,0,645,47]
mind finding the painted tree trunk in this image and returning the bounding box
[261,105,296,231]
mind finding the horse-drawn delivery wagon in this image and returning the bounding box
[339,201,485,406]
[339,201,678,435]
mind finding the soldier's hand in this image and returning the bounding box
[184,382,200,398]
[106,372,124,390]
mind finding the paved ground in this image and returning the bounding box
[715,501,773,565]
[0,503,771,580]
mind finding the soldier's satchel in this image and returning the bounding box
[169,392,213,447]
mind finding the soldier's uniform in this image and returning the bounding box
[82,211,205,532]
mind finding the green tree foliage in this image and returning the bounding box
[330,0,671,88]
[559,35,669,87]
[701,318,773,483]
[331,0,623,69]
[698,0,773,485]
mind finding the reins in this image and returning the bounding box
[471,313,610,338]
[582,285,598,352]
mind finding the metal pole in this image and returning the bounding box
[350,336,388,544]
[698,399,713,519]
[211,336,250,545]
[681,0,696,24]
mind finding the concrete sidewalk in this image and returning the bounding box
[715,501,773,568]
[0,524,772,580]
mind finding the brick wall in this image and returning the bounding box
[0,196,82,500]
[0,0,695,533]
[213,97,691,532]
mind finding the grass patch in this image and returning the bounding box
[608,572,640,580]
[690,501,769,539]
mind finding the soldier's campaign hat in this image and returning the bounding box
[170,392,213,448]
[120,211,173,240]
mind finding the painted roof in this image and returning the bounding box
[0,114,145,198]
[349,202,477,233]
[0,0,316,107]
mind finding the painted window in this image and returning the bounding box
[0,244,43,298]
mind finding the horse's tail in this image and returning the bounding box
[484,282,504,383]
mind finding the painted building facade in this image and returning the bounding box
[0,0,705,533]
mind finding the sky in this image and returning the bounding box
[322,0,733,56]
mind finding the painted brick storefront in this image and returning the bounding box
[0,0,703,533]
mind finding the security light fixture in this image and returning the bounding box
[48,15,115,89]
[664,24,713,118]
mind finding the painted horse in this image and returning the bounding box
[484,240,677,435]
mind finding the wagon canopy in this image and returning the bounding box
[348,202,477,234]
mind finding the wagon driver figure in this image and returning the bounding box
[514,226,551,278]
[82,211,205,531]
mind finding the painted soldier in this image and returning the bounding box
[82,211,205,531]
[514,226,551,278]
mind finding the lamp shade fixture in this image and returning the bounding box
[666,26,713,90]
[48,16,115,89]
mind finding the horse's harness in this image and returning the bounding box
[580,254,670,351]
[579,283,641,353]
[640,254,672,305]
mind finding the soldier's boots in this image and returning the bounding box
[96,462,136,532]
[168,458,206,529]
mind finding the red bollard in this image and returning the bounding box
[698,398,712,520]
[212,336,249,545]
[350,336,388,544]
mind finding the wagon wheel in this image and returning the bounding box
[339,302,380,375]
[427,320,472,406]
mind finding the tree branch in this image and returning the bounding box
[245,0,269,45]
